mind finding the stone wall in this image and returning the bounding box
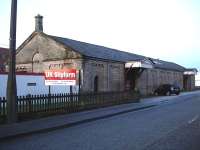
[16,34,126,93]
[16,59,83,73]
[136,68,183,95]
[16,33,82,73]
[184,75,195,91]
[15,33,187,95]
[82,59,124,92]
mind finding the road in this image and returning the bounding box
[1,91,200,150]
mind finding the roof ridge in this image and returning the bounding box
[48,34,145,62]
[49,35,144,58]
[47,34,185,71]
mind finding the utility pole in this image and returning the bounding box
[7,0,17,123]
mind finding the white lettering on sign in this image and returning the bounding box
[44,69,77,86]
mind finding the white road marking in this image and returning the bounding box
[188,115,199,124]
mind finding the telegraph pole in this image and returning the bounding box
[7,0,17,123]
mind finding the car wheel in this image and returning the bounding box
[166,91,170,96]
[154,92,158,96]
[176,92,180,95]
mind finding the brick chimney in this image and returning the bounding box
[35,14,43,32]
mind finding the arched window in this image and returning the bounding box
[32,52,43,73]
[94,76,98,92]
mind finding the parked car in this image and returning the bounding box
[154,84,180,96]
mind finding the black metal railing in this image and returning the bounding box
[0,91,140,124]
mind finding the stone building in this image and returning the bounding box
[0,47,8,72]
[183,68,197,91]
[195,72,200,87]
[125,58,185,94]
[15,15,195,95]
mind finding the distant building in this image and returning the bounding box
[15,15,197,95]
[195,72,200,87]
[183,68,198,90]
[0,47,8,72]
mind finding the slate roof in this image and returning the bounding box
[148,58,185,72]
[50,35,145,62]
[49,35,185,72]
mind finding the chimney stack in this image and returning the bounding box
[35,14,43,32]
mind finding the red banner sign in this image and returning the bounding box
[44,69,76,85]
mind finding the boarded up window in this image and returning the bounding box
[32,53,43,73]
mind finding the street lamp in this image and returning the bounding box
[7,0,17,123]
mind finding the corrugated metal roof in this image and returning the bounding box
[49,34,185,72]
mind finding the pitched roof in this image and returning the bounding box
[148,58,185,72]
[16,32,186,72]
[50,35,145,62]
[49,35,185,72]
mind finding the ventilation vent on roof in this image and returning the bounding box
[148,58,162,65]
[153,60,162,65]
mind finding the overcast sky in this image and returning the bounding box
[0,0,200,70]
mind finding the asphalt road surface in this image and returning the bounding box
[1,91,200,150]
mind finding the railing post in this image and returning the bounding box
[48,93,51,110]
[27,94,32,113]
[0,97,7,123]
[69,86,73,111]
[3,97,6,119]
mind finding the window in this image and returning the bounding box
[32,52,43,73]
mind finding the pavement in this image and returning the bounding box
[0,90,199,140]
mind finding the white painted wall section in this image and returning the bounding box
[0,74,79,97]
[195,72,200,86]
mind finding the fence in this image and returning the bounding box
[0,91,140,123]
